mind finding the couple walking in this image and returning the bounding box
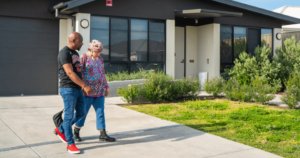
[54,32,115,154]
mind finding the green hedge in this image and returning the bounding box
[117,73,200,103]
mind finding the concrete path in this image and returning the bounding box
[0,96,282,158]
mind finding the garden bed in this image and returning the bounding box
[117,96,293,110]
[124,99,300,158]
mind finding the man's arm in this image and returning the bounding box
[63,63,93,95]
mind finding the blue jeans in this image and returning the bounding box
[75,96,106,130]
[58,88,86,145]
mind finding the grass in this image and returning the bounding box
[125,99,300,158]
[106,70,164,82]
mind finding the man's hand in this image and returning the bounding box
[105,88,109,97]
[63,63,89,91]
[83,86,94,95]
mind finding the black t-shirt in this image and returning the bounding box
[58,46,82,90]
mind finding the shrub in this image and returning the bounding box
[223,78,239,100]
[180,77,200,99]
[116,83,141,103]
[232,84,254,102]
[281,73,300,109]
[274,36,300,87]
[223,78,253,102]
[226,46,281,87]
[140,73,177,102]
[203,77,224,97]
[251,76,281,104]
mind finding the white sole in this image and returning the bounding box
[68,149,80,154]
[56,135,67,144]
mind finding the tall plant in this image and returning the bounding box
[281,72,300,109]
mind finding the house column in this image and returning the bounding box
[273,28,282,57]
[166,20,175,78]
[75,13,91,56]
[197,23,220,80]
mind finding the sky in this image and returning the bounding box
[233,0,300,11]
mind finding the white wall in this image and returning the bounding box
[197,24,220,80]
[166,20,175,78]
[273,28,282,57]
[75,13,91,56]
[59,19,68,50]
[186,26,198,79]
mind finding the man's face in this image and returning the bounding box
[75,36,83,51]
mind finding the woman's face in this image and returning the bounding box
[92,50,101,58]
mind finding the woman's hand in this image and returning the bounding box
[105,88,109,97]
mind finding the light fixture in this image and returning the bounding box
[195,19,198,24]
[276,33,282,40]
[80,19,89,29]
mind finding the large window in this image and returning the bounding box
[111,18,128,61]
[149,21,165,62]
[220,26,232,64]
[130,19,148,62]
[261,29,273,51]
[90,16,110,60]
[91,16,166,73]
[234,27,247,60]
[220,25,273,74]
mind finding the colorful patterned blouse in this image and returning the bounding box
[80,55,109,97]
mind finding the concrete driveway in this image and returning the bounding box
[0,96,282,158]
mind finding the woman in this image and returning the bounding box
[73,40,115,142]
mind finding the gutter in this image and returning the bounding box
[49,2,76,32]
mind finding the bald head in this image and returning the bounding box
[67,32,83,51]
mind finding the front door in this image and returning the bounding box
[175,27,185,79]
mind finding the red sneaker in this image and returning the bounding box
[67,144,80,154]
[54,127,67,143]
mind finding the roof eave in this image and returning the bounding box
[211,0,300,25]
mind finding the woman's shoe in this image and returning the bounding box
[73,127,82,142]
[99,129,116,142]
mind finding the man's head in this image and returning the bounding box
[68,32,83,51]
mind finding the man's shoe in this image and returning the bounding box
[67,144,80,154]
[54,127,67,143]
[73,127,82,142]
[99,129,116,142]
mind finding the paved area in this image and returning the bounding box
[0,95,282,158]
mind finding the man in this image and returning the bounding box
[54,32,93,154]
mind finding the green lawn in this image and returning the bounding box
[125,99,300,158]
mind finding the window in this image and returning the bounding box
[234,27,247,60]
[111,18,128,61]
[220,26,232,64]
[91,16,166,74]
[261,29,273,50]
[149,21,165,62]
[130,63,164,73]
[90,16,109,60]
[220,25,273,74]
[104,63,128,74]
[220,26,232,73]
[131,19,148,61]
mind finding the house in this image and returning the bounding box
[273,6,300,33]
[0,0,299,96]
